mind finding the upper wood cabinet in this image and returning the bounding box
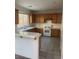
[39,15,44,23]
[15,9,19,24]
[51,13,62,23]
[34,15,40,23]
[32,13,62,23]
[34,14,44,23]
[51,14,57,23]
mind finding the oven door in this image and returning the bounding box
[43,29,51,36]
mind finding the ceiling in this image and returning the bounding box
[15,0,63,11]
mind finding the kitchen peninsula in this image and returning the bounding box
[15,31,41,59]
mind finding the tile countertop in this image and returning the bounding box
[52,23,61,29]
[15,23,61,39]
[34,23,61,29]
[16,23,61,33]
[16,31,41,40]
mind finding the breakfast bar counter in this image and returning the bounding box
[15,32,41,59]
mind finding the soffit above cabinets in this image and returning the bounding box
[15,0,63,11]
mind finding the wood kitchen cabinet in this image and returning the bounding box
[32,13,62,23]
[39,15,44,23]
[34,15,40,23]
[34,15,44,23]
[37,28,43,33]
[51,29,61,38]
[27,28,43,35]
[52,14,57,23]
[15,9,19,24]
[52,13,62,23]
[27,28,36,32]
[56,14,62,23]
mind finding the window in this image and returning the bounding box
[19,13,29,25]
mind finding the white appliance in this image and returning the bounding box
[43,20,52,36]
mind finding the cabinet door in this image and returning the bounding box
[51,13,62,23]
[39,15,44,23]
[34,15,44,23]
[44,14,52,22]
[51,29,60,38]
[15,9,19,24]
[35,15,40,23]
[52,14,57,23]
[56,14,62,23]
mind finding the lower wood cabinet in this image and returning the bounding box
[27,28,43,35]
[27,28,61,38]
[27,28,37,32]
[51,29,61,38]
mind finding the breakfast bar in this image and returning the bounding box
[15,32,41,59]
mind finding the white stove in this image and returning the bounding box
[43,21,52,36]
